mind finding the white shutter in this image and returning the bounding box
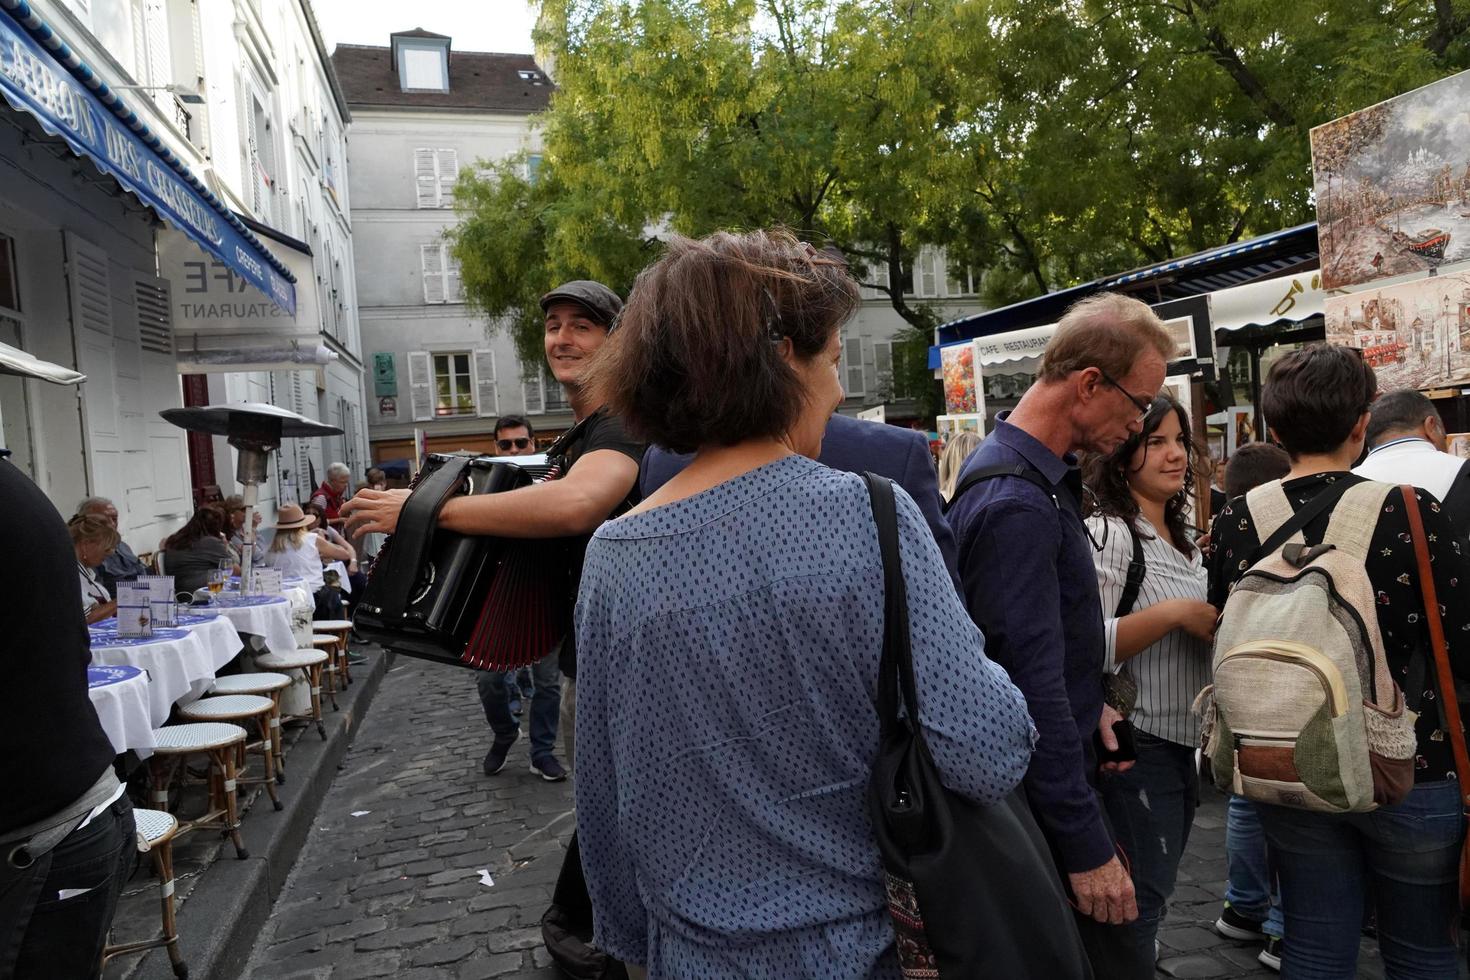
[873,340,893,391]
[421,244,444,303]
[414,148,437,208]
[918,247,938,297]
[407,351,433,422]
[845,336,865,396]
[522,372,544,415]
[66,233,121,496]
[143,0,171,93]
[436,148,458,207]
[473,349,498,418]
[134,276,172,355]
[445,253,461,303]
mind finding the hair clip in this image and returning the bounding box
[761,286,785,343]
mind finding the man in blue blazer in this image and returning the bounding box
[640,412,960,587]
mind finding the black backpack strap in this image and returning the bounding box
[371,454,475,620]
[1250,479,1356,565]
[1439,459,1470,539]
[1114,524,1147,618]
[944,463,1059,515]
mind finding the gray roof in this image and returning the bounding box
[330,44,553,113]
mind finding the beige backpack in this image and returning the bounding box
[1198,479,1417,812]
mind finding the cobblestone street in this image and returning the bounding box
[243,655,1386,980]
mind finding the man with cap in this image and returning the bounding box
[344,280,644,782]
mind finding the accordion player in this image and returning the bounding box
[354,447,579,673]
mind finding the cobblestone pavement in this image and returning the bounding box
[246,656,1392,979]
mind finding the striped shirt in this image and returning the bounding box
[1085,514,1211,747]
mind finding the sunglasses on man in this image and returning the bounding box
[497,437,532,451]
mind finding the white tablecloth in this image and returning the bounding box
[205,595,296,654]
[88,665,155,757]
[175,612,244,662]
[90,627,219,723]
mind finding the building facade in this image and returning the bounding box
[333,30,552,465]
[0,0,368,554]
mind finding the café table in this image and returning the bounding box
[90,627,219,723]
[87,664,155,757]
[201,594,296,655]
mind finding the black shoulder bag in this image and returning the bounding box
[863,473,1091,980]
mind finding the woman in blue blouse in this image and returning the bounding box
[573,230,1037,979]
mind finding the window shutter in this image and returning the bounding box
[66,233,120,476]
[522,372,544,415]
[414,148,438,208]
[436,148,458,207]
[407,351,433,422]
[143,0,171,91]
[919,247,938,297]
[445,252,461,303]
[845,336,865,396]
[873,340,893,393]
[421,244,444,304]
[473,349,498,418]
[134,276,172,355]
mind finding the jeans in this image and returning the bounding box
[1099,729,1199,962]
[1258,779,1463,979]
[0,796,135,979]
[1225,794,1285,939]
[478,649,561,763]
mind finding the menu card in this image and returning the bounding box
[115,582,153,637]
[254,569,284,595]
[140,574,177,626]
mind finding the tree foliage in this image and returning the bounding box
[451,0,1470,397]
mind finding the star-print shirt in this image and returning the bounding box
[1207,473,1470,783]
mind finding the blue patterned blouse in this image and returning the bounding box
[574,455,1036,979]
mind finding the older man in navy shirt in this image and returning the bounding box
[946,293,1172,978]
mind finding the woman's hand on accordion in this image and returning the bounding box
[341,488,411,537]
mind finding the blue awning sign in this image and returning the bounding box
[0,1,295,314]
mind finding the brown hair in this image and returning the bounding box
[1261,344,1377,458]
[1038,293,1175,383]
[581,230,861,454]
[163,504,228,552]
[1081,393,1197,555]
[68,513,121,551]
[1223,442,1291,499]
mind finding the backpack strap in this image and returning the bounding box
[1246,479,1355,564]
[1321,482,1395,561]
[944,463,1059,514]
[1114,523,1147,618]
[1243,480,1294,545]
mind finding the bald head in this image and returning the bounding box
[1367,389,1447,452]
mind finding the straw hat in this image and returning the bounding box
[274,502,316,530]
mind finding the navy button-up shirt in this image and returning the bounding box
[947,414,1114,873]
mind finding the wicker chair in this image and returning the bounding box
[208,672,292,780]
[178,695,281,810]
[101,808,186,978]
[148,723,248,859]
[256,648,329,739]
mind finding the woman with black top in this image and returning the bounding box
[160,504,238,595]
[1208,344,1470,979]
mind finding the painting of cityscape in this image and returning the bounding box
[1311,70,1470,290]
[1324,270,1470,389]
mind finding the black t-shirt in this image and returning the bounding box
[1207,472,1470,783]
[558,409,645,678]
[0,460,116,834]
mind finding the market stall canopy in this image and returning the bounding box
[0,0,296,314]
[0,340,84,384]
[930,223,1320,368]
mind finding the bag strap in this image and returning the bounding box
[1250,478,1355,565]
[371,455,475,620]
[944,463,1059,515]
[1403,487,1470,810]
[1114,523,1147,619]
[1441,460,1470,538]
[862,472,920,735]
[1321,482,1394,561]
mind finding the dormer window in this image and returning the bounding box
[518,69,545,85]
[391,30,451,93]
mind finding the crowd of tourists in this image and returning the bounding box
[8,226,1470,979]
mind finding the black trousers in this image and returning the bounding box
[0,796,135,979]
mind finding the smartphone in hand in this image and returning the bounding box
[1094,719,1138,765]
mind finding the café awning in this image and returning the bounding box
[0,0,296,313]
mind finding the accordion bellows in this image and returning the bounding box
[354,453,575,672]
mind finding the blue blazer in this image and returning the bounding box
[639,413,960,588]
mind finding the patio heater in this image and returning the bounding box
[160,403,342,590]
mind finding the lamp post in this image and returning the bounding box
[160,403,342,590]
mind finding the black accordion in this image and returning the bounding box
[354,447,578,672]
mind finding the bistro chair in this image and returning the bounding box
[255,648,329,739]
[177,695,281,810]
[101,808,187,979]
[148,723,248,859]
[208,672,292,780]
[310,633,342,710]
[314,619,356,686]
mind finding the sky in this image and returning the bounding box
[313,0,538,55]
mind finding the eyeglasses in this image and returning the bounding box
[496,437,531,451]
[1095,367,1153,424]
